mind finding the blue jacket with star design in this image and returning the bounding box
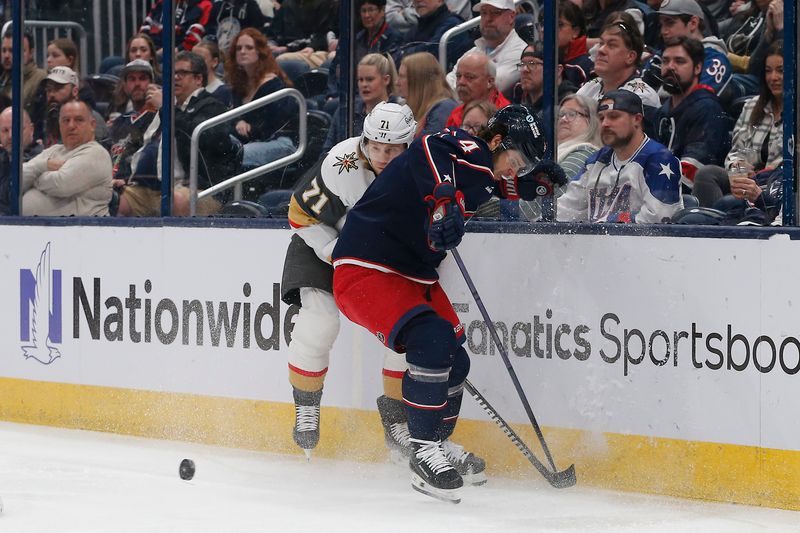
[556,136,683,224]
[332,129,495,282]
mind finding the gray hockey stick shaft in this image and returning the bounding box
[464,379,576,488]
[451,248,570,476]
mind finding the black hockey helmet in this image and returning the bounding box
[483,104,548,173]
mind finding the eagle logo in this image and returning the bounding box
[21,243,62,365]
[332,151,359,174]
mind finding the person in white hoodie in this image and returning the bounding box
[445,0,527,96]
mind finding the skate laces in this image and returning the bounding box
[389,422,411,447]
[442,440,470,464]
[412,439,455,475]
[295,404,320,432]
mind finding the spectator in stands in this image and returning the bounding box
[108,59,159,187]
[557,90,683,223]
[510,44,576,117]
[459,99,495,135]
[0,31,47,115]
[140,0,214,51]
[720,0,769,58]
[645,0,733,98]
[726,0,782,101]
[207,0,271,55]
[326,0,403,112]
[386,0,471,32]
[21,100,112,216]
[30,38,97,142]
[393,0,471,71]
[226,28,297,170]
[40,67,108,148]
[396,52,457,136]
[126,33,162,82]
[0,107,42,215]
[445,51,510,127]
[444,0,527,96]
[552,0,593,86]
[653,36,730,190]
[577,14,660,131]
[324,52,398,151]
[583,0,645,39]
[269,0,339,77]
[693,40,782,207]
[119,51,240,216]
[520,94,601,220]
[193,40,233,107]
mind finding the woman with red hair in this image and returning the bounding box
[225,28,298,170]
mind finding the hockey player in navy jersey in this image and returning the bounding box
[557,89,683,223]
[331,105,567,502]
[281,103,418,459]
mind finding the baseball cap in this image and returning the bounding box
[473,0,514,11]
[598,90,644,115]
[121,58,154,80]
[658,0,704,19]
[46,66,79,86]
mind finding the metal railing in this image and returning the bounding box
[189,88,308,215]
[92,0,151,71]
[1,20,88,78]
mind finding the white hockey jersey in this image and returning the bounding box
[288,136,376,263]
[557,136,683,224]
[577,75,661,110]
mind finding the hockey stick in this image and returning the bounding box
[463,379,575,488]
[451,248,576,488]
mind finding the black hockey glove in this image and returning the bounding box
[498,160,568,201]
[425,182,466,251]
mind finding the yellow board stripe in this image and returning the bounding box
[1,377,799,510]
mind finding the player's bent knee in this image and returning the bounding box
[400,312,459,371]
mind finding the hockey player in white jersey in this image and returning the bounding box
[281,102,420,460]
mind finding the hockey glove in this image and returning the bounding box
[425,182,466,251]
[498,160,568,201]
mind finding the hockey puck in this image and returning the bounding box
[179,458,195,480]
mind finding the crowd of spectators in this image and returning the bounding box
[0,0,787,224]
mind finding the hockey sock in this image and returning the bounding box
[436,390,463,441]
[402,370,447,441]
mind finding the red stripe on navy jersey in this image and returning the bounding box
[403,397,447,410]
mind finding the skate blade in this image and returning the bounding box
[302,448,313,461]
[463,470,488,486]
[411,473,461,504]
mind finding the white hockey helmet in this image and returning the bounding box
[360,102,417,149]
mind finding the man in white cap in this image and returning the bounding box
[41,66,108,147]
[445,0,526,95]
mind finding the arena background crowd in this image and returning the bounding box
[0,0,792,225]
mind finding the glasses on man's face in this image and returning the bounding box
[462,122,484,134]
[360,6,380,14]
[558,109,588,122]
[174,70,198,79]
[516,61,543,71]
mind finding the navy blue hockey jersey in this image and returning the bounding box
[332,129,495,282]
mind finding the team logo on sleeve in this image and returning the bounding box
[332,152,359,174]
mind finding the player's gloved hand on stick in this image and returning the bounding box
[425,182,466,251]
[499,160,568,201]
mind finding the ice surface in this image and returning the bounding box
[0,421,796,532]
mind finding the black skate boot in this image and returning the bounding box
[442,439,487,486]
[409,438,463,503]
[292,387,322,459]
[376,395,412,463]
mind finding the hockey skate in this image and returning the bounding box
[409,438,463,503]
[292,387,322,459]
[376,395,413,463]
[442,439,487,486]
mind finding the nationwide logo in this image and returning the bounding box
[20,242,63,365]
